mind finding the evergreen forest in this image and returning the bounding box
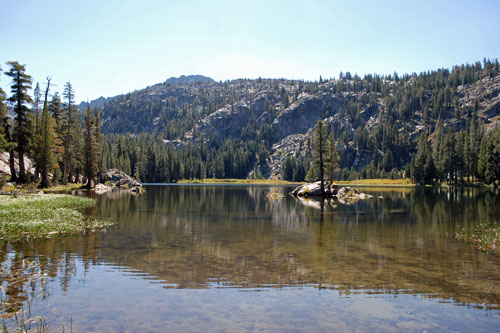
[1,59,500,187]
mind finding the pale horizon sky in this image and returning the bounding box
[1,0,500,103]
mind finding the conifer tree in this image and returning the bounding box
[0,67,8,152]
[411,133,428,185]
[478,126,500,187]
[48,93,65,182]
[443,130,457,184]
[0,66,17,181]
[5,61,33,183]
[305,164,317,182]
[0,66,8,151]
[325,132,340,182]
[83,105,99,188]
[38,78,56,188]
[62,82,82,183]
[312,120,327,195]
[32,82,42,130]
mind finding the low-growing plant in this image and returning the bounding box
[0,194,113,241]
[455,222,500,253]
[0,174,7,189]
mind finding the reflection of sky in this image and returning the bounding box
[21,260,500,332]
[2,186,500,331]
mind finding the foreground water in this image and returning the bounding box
[1,185,500,332]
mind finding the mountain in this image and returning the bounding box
[78,96,108,112]
[164,75,214,84]
[87,60,500,181]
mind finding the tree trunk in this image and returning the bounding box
[8,150,17,182]
[17,151,27,183]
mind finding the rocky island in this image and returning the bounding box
[290,181,373,204]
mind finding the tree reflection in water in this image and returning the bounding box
[1,185,500,329]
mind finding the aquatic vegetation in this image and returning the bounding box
[0,194,113,241]
[455,222,500,252]
[0,254,51,332]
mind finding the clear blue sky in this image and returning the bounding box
[1,0,499,103]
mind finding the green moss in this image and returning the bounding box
[0,194,113,241]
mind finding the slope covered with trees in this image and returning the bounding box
[90,60,500,186]
[1,61,500,187]
[0,61,101,188]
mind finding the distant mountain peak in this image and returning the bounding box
[165,75,214,84]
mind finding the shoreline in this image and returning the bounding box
[163,178,491,188]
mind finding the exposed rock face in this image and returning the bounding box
[99,169,143,194]
[0,152,35,177]
[290,182,373,204]
[456,75,500,121]
[271,93,342,142]
[186,90,277,140]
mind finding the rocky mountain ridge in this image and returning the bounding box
[83,64,500,178]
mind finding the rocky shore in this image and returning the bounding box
[94,169,143,194]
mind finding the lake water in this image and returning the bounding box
[1,185,500,332]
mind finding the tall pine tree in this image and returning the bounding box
[5,61,33,183]
[38,78,56,188]
[83,105,100,188]
[325,132,340,182]
[312,120,327,195]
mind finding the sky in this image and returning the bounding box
[1,0,500,103]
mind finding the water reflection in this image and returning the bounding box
[1,186,500,327]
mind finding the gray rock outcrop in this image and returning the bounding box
[271,93,342,142]
[98,169,143,194]
[0,152,35,177]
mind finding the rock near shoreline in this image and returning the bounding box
[95,169,143,194]
[290,181,372,203]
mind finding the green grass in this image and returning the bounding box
[40,183,86,192]
[336,178,414,186]
[0,194,113,241]
[179,178,416,185]
[178,178,302,185]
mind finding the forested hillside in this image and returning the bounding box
[2,63,500,186]
[92,62,500,185]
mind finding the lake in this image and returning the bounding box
[1,185,500,332]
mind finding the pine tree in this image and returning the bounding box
[312,120,327,195]
[0,81,9,152]
[48,93,65,182]
[282,156,295,181]
[0,66,8,151]
[83,106,99,188]
[32,83,42,131]
[443,130,457,184]
[325,132,340,182]
[5,61,33,183]
[38,78,56,188]
[478,126,500,187]
[94,109,104,182]
[0,67,16,181]
[411,133,428,185]
[62,82,82,183]
[305,164,317,182]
